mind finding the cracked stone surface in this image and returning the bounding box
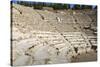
[11,4,97,66]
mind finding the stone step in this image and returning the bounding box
[89,40,97,46]
[63,33,82,36]
[49,41,64,45]
[88,36,97,39]
[71,41,86,44]
[64,36,83,39]
[72,43,88,48]
[54,43,67,49]
[87,35,97,46]
[68,38,84,42]
[90,40,97,43]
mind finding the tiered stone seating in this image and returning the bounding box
[12,3,97,65]
[61,32,92,54]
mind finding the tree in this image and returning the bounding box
[74,5,81,9]
[82,5,92,9]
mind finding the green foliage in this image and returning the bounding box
[34,5,43,9]
[52,3,68,10]
[16,1,93,10]
[33,2,43,9]
[17,1,32,7]
[63,4,69,9]
[74,5,81,9]
[82,5,92,9]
